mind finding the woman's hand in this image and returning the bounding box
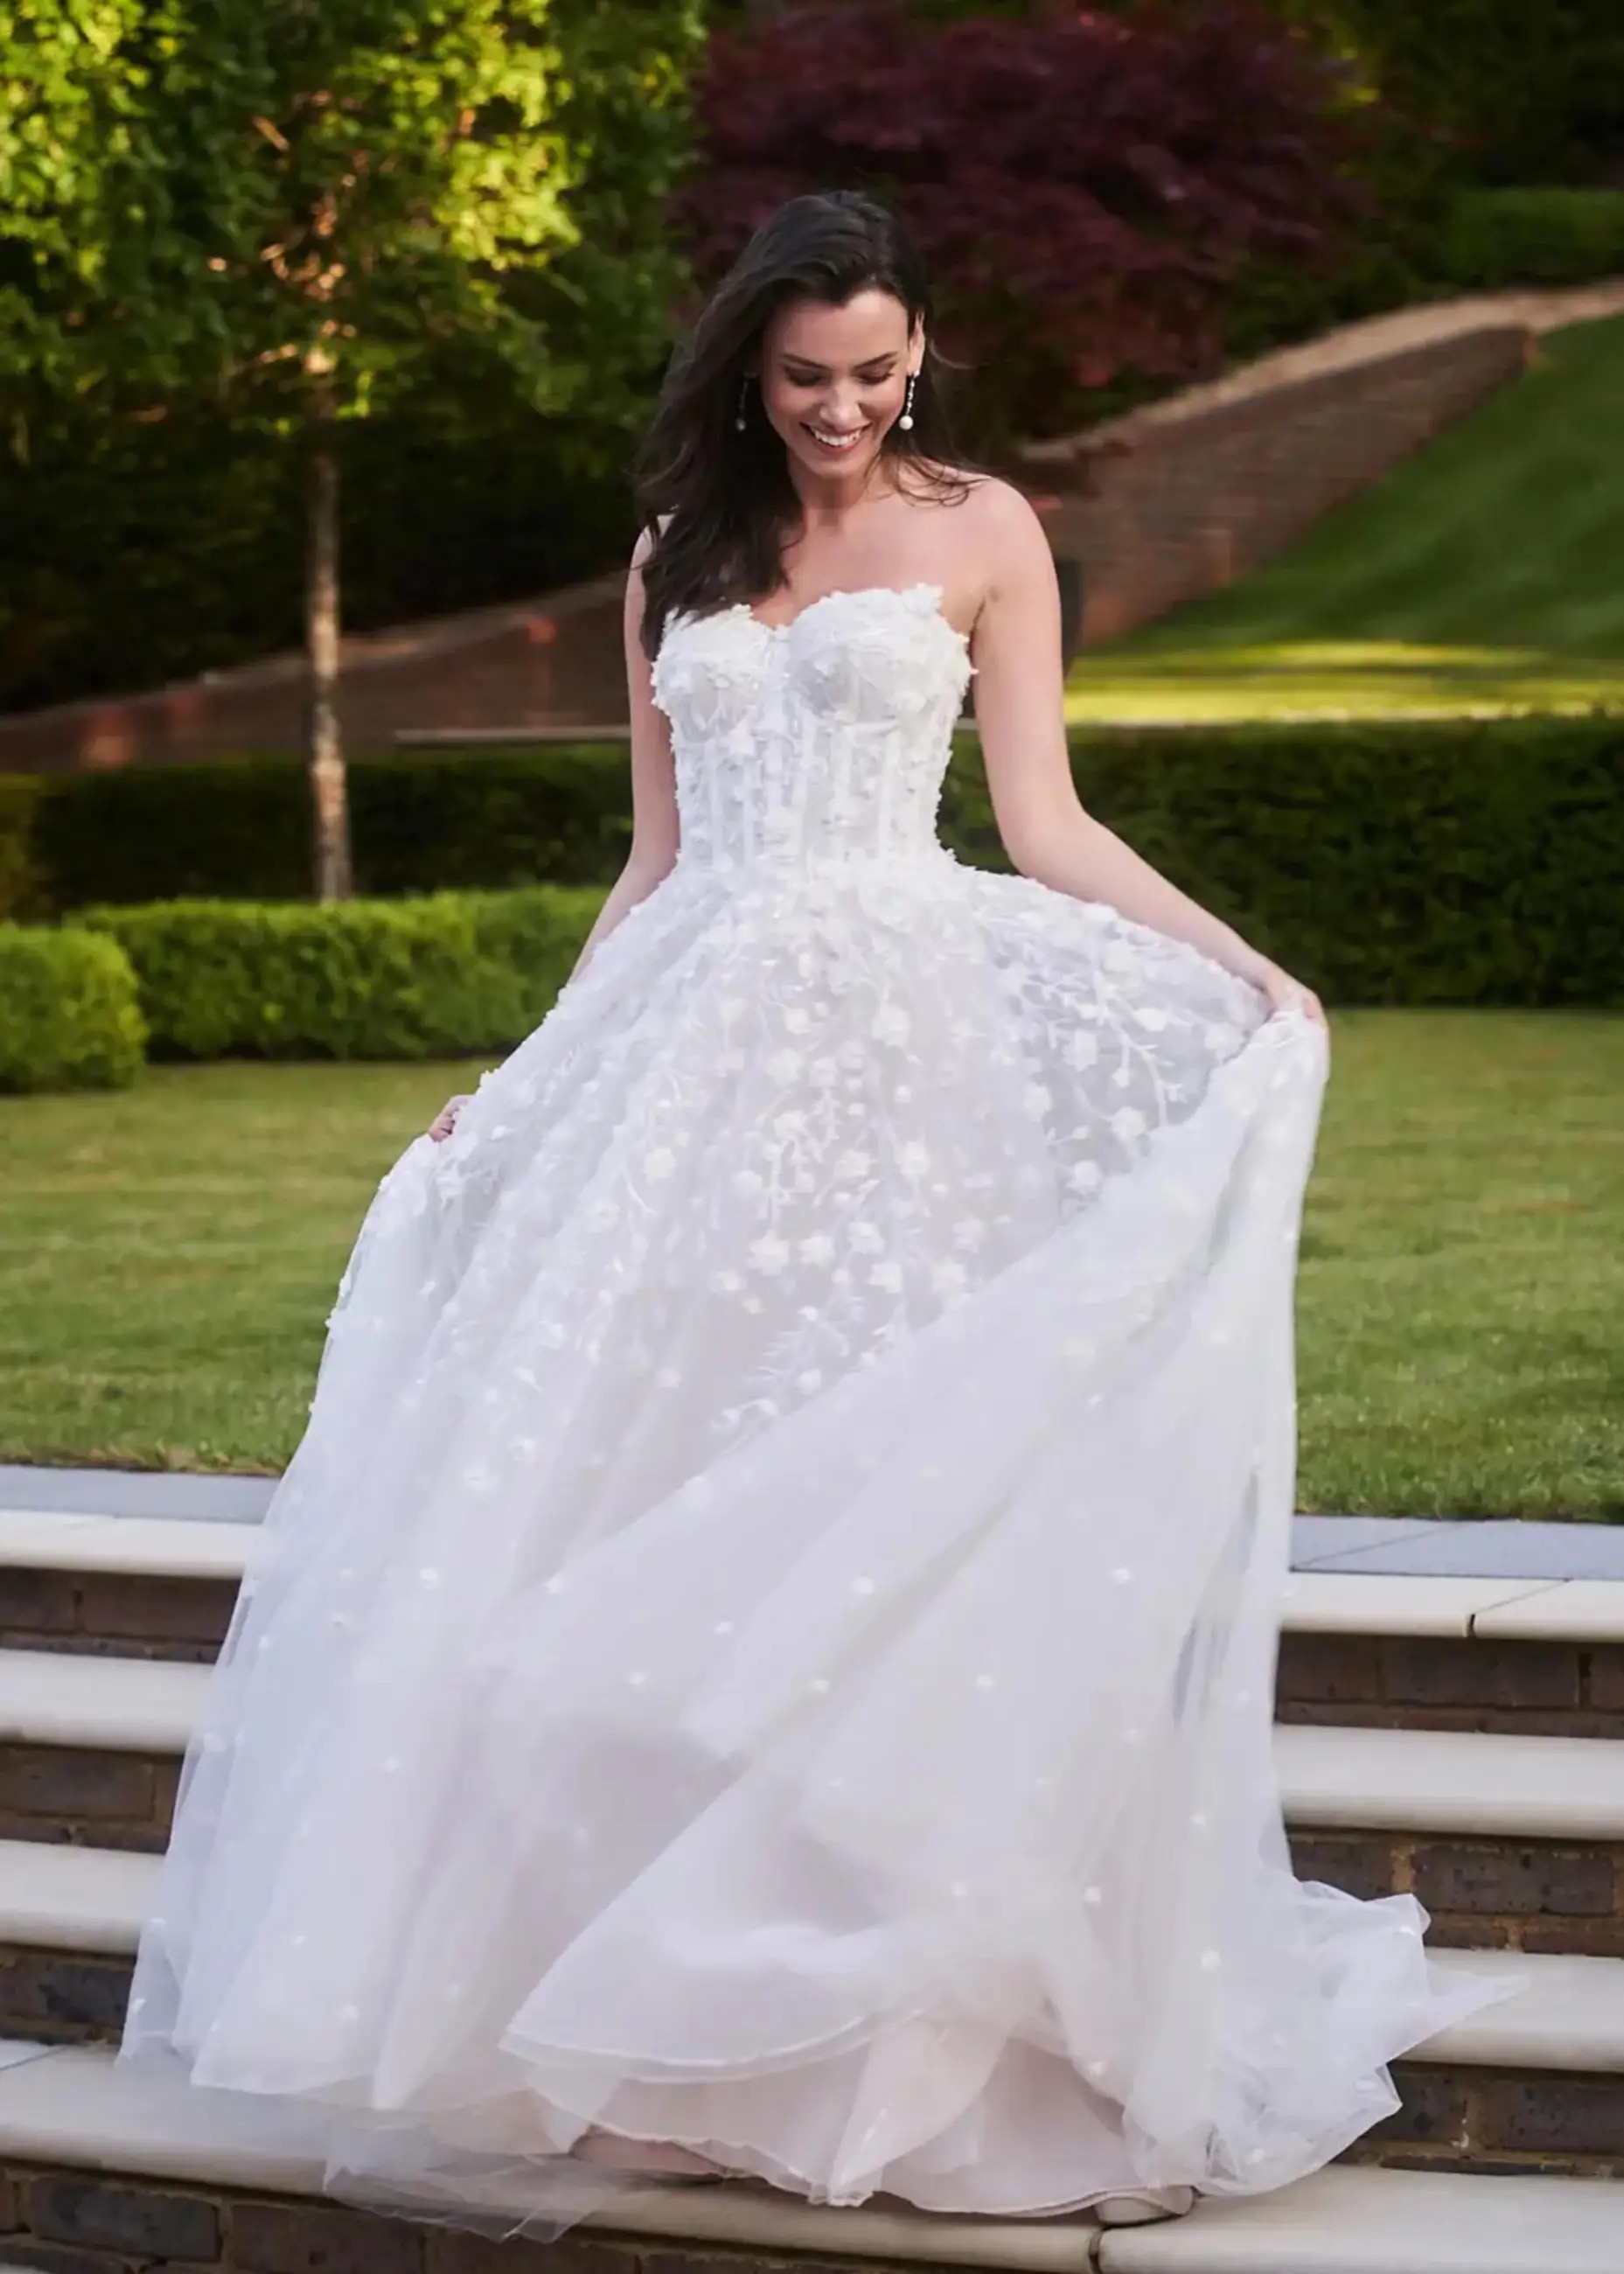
[428,1094,474,1143]
[1257,962,1327,1028]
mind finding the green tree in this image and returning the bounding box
[0,2,146,397]
[3,1,700,898]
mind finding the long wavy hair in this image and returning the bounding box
[634,190,972,659]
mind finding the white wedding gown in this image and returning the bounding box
[118,582,1503,2236]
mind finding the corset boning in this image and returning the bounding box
[650,586,975,878]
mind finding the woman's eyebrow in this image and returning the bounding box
[781,353,900,375]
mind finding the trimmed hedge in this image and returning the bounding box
[1010,716,1624,1008]
[1432,186,1624,293]
[0,777,47,922]
[5,745,633,917]
[6,711,1621,1008]
[81,888,606,1063]
[0,924,147,1093]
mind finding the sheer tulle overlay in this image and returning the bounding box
[118,585,1509,2237]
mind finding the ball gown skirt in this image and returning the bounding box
[115,584,1509,2240]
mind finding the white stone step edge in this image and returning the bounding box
[8,1510,1624,1641]
[0,1511,252,1582]
[2,1838,1614,2079]
[3,1648,1621,1841]
[1,2040,1622,2273]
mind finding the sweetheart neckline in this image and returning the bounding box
[695,582,972,652]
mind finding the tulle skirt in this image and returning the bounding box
[116,848,1509,2237]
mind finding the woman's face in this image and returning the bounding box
[756,287,922,484]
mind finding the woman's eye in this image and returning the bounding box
[784,373,894,388]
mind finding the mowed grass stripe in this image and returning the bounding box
[0,1013,1620,1516]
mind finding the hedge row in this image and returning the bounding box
[0,924,147,1093]
[81,888,604,1064]
[943,715,1621,1008]
[1432,186,1624,293]
[0,745,635,918]
[6,712,1619,1007]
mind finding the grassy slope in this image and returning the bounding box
[1066,314,1624,723]
[2,1015,1621,1516]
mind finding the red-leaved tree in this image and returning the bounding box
[678,2,1366,447]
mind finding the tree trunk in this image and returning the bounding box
[305,406,352,902]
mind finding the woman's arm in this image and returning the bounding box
[564,530,681,986]
[965,484,1324,1025]
[429,537,681,1140]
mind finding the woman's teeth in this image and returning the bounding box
[805,424,868,452]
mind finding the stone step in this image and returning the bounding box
[2,1648,1622,1949]
[0,1512,247,1665]
[1278,1575,1624,1740]
[0,2037,1619,2271]
[5,1512,1624,1735]
[3,1835,1623,2179]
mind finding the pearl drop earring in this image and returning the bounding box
[735,377,749,433]
[898,372,917,432]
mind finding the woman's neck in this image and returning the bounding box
[785,455,897,527]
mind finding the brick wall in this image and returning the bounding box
[1028,324,1532,645]
[0,575,630,775]
[0,322,1531,773]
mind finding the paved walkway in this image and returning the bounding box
[3,1465,1621,1580]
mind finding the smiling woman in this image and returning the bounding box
[108,188,1505,2254]
[634,189,976,658]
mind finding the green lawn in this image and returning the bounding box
[1,1014,1620,1517]
[1067,315,1624,724]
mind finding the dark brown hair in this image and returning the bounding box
[633,190,972,658]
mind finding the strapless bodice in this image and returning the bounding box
[650,582,973,876]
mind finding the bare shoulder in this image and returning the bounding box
[629,513,674,574]
[953,472,1048,557]
[917,468,1044,558]
[916,471,1049,619]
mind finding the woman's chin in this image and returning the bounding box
[784,428,881,478]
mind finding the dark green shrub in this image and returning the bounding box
[1281,2,1624,190]
[352,747,635,896]
[0,777,48,920]
[80,887,604,1062]
[1223,183,1624,371]
[34,758,316,910]
[30,743,632,911]
[1432,186,1624,291]
[15,710,1623,1010]
[0,924,147,1092]
[944,714,1624,1008]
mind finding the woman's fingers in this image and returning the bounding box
[427,1094,473,1142]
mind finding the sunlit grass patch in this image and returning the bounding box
[1,1017,1621,1517]
[1066,314,1624,724]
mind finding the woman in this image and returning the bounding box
[117,191,1503,2241]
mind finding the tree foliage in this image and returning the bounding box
[1278,0,1624,189]
[13,0,692,421]
[2,0,700,892]
[679,1,1365,446]
[1,1,697,719]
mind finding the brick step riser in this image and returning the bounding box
[1,2159,873,2274]
[1368,2061,1624,2180]
[8,1567,1624,1737]
[2,1954,1618,2187]
[1289,1830,1624,1958]
[1276,1632,1624,1740]
[0,1743,178,1854]
[0,1568,237,1664]
[3,1757,1623,1956]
